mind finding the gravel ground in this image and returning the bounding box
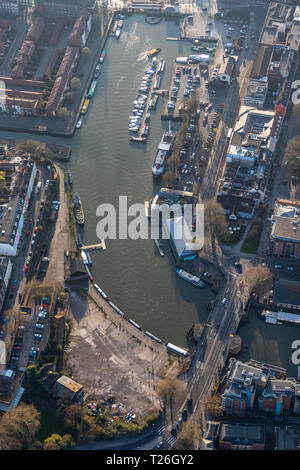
[65,290,169,416]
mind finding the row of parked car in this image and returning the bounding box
[29,297,50,364]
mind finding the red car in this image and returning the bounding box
[34,227,38,232]
[25,265,29,273]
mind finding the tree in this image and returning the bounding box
[283,136,300,176]
[64,91,73,105]
[43,433,62,450]
[57,107,70,120]
[82,47,91,60]
[156,376,183,427]
[0,404,40,450]
[16,139,42,154]
[70,77,81,90]
[243,264,273,295]
[174,421,197,450]
[204,199,229,243]
[43,440,60,450]
[63,404,84,434]
[60,433,75,450]
[203,394,223,419]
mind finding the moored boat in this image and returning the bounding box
[152,126,175,176]
[130,136,147,143]
[74,195,85,225]
[81,97,90,115]
[99,50,105,64]
[147,47,161,57]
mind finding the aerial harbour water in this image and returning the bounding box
[0,15,216,346]
[1,15,298,368]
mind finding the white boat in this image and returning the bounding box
[76,118,82,129]
[152,124,175,176]
[176,268,206,288]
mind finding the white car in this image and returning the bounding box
[228,27,235,31]
[221,298,227,305]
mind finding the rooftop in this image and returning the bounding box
[219,422,265,445]
[56,375,83,393]
[273,280,300,307]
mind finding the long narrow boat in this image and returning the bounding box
[81,97,90,115]
[88,79,98,99]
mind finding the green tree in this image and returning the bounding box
[43,433,62,450]
[60,433,75,450]
[70,77,81,90]
[57,107,70,120]
[63,404,84,434]
[64,91,73,105]
[82,47,91,60]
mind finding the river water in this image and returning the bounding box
[1,15,216,346]
[2,15,297,368]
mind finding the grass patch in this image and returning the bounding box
[240,219,263,254]
[225,224,246,246]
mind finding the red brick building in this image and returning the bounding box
[26,16,45,43]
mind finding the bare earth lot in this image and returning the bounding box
[65,290,169,415]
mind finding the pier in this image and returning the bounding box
[130,57,167,142]
[81,240,106,252]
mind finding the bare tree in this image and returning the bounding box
[203,394,223,419]
[156,376,183,427]
[204,199,229,243]
[174,420,198,450]
[282,136,300,176]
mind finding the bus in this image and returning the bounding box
[81,97,90,115]
[166,342,189,357]
[226,128,233,142]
